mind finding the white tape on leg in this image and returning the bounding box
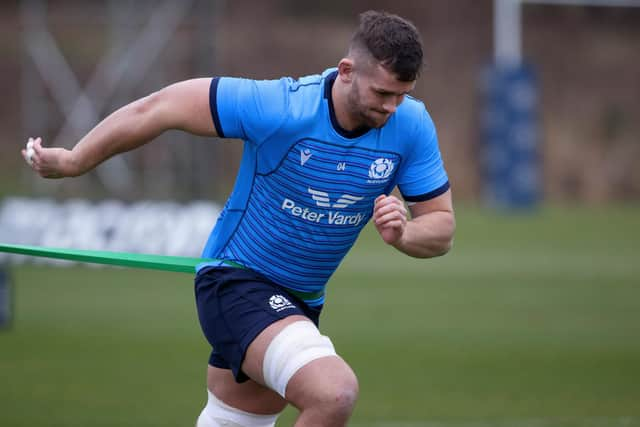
[262,321,337,398]
[196,390,279,427]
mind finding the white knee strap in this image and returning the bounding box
[262,321,337,398]
[196,390,279,427]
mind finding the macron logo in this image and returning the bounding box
[308,188,363,208]
[300,148,312,166]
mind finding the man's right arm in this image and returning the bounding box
[22,78,216,178]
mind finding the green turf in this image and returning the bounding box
[1,206,639,426]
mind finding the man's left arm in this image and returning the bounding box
[373,189,455,258]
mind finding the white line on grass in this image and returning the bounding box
[349,417,639,427]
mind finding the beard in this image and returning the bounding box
[360,109,391,129]
[346,82,391,129]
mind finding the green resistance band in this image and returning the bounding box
[0,243,208,274]
[0,243,323,301]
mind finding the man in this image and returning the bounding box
[22,10,455,427]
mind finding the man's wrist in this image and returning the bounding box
[65,149,84,177]
[390,227,409,252]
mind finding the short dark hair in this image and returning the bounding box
[350,10,423,82]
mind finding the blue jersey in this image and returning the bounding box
[198,68,449,306]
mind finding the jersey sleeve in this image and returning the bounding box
[209,76,288,145]
[397,107,450,202]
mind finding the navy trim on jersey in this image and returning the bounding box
[324,71,371,139]
[403,181,450,202]
[209,77,225,137]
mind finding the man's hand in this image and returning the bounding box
[373,190,455,258]
[373,194,407,245]
[21,137,77,179]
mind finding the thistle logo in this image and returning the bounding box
[369,158,394,180]
[269,294,295,312]
[280,188,366,226]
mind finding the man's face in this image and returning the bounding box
[346,63,416,129]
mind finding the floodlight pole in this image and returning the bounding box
[494,0,522,67]
[494,0,640,66]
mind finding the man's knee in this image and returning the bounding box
[290,357,359,417]
[196,389,280,427]
[311,369,359,417]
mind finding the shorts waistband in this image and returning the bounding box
[201,259,325,302]
[283,287,324,302]
[219,259,246,269]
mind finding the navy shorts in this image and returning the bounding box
[194,267,323,383]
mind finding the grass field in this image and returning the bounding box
[1,206,639,426]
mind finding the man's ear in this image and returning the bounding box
[337,58,355,83]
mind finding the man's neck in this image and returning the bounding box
[331,78,359,132]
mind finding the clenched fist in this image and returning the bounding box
[21,137,77,179]
[373,194,407,245]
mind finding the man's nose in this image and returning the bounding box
[381,102,397,114]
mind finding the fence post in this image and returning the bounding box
[0,265,12,329]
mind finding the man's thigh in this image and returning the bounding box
[207,365,287,415]
[240,314,311,384]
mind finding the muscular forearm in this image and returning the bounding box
[392,210,455,258]
[66,94,165,176]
